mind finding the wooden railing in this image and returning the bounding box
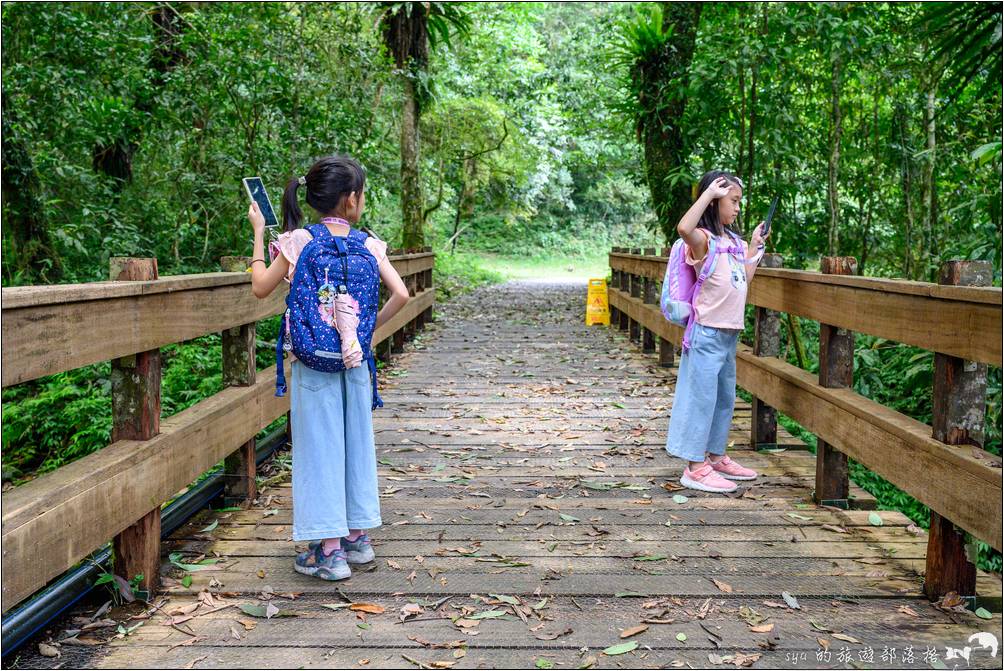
[0,249,435,612]
[609,246,1003,600]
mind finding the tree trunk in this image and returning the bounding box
[896,104,916,278]
[638,3,703,243]
[400,75,425,249]
[827,49,843,256]
[920,87,937,281]
[1,91,62,282]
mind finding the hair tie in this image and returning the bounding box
[297,175,306,186]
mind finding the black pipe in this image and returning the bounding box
[1,425,288,657]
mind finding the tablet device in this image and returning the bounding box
[762,195,779,237]
[242,177,280,231]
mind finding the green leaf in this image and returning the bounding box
[357,622,371,630]
[786,513,811,521]
[672,494,688,504]
[181,574,193,588]
[559,513,580,522]
[198,520,219,533]
[868,512,884,526]
[468,610,507,620]
[975,607,993,620]
[612,402,626,409]
[490,594,520,605]
[781,592,801,610]
[602,641,638,655]
[536,659,554,669]
[676,632,687,642]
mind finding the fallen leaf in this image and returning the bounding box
[38,643,60,658]
[781,592,800,610]
[198,520,219,533]
[868,512,883,526]
[620,624,649,638]
[535,628,573,641]
[559,513,580,523]
[817,638,829,651]
[183,655,207,669]
[349,603,386,614]
[676,632,688,642]
[602,641,638,656]
[750,623,774,633]
[975,607,993,620]
[711,578,733,594]
[535,659,554,670]
[832,633,861,644]
[820,524,847,534]
[672,495,688,504]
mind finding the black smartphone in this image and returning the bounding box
[242,177,280,231]
[762,195,779,237]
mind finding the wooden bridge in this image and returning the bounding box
[2,249,1002,669]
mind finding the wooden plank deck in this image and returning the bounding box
[20,282,1002,669]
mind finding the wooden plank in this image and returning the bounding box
[0,366,289,611]
[611,254,1002,363]
[2,252,432,387]
[734,347,1003,551]
[1,279,287,387]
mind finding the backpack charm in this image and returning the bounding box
[317,267,337,328]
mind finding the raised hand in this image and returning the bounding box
[704,176,733,200]
[248,201,266,236]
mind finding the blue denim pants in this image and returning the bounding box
[665,324,741,463]
[290,361,382,541]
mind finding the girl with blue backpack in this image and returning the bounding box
[661,171,769,494]
[248,155,410,580]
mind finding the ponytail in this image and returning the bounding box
[282,178,304,232]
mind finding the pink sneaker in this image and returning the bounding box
[680,463,737,493]
[709,455,758,481]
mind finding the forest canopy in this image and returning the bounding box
[3,2,998,286]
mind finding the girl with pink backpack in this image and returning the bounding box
[662,171,769,493]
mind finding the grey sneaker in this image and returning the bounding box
[294,544,351,581]
[341,533,375,564]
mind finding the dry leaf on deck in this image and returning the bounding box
[619,624,649,638]
[711,578,733,594]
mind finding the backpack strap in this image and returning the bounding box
[682,235,719,352]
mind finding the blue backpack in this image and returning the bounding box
[274,224,383,409]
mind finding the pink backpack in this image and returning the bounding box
[660,232,744,351]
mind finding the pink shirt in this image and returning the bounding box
[685,229,750,330]
[269,228,388,282]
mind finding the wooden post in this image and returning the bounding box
[618,249,629,331]
[422,248,434,324]
[220,256,258,506]
[657,246,674,367]
[404,273,418,339]
[628,248,641,342]
[642,247,657,352]
[814,256,855,507]
[923,260,990,601]
[610,248,621,327]
[109,257,161,596]
[752,253,783,450]
[415,265,427,329]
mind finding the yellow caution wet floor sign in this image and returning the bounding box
[585,278,610,326]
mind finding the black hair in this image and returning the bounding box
[695,170,743,238]
[281,155,367,232]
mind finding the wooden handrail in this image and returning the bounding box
[0,251,436,612]
[610,253,1002,365]
[607,285,1002,551]
[608,248,1003,603]
[1,253,435,387]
